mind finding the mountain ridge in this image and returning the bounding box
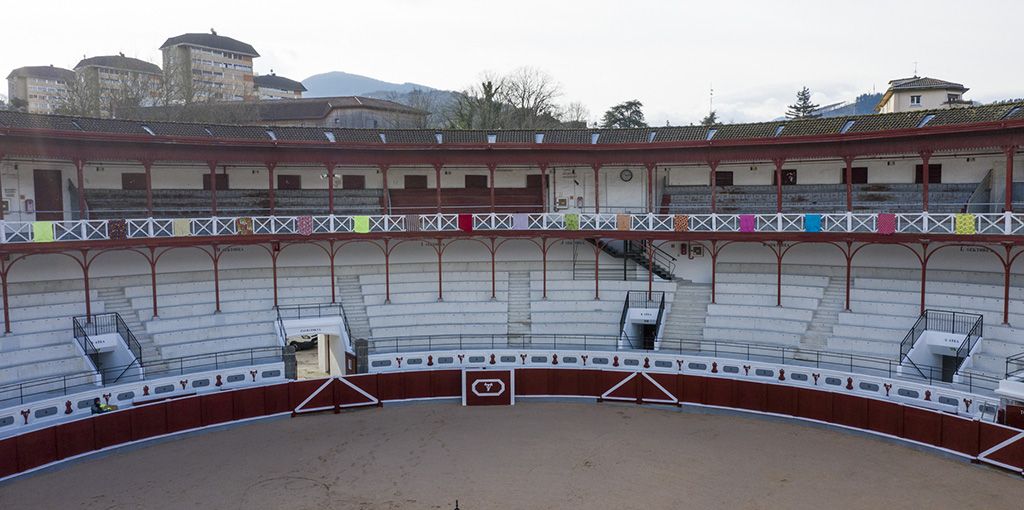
[302,71,437,98]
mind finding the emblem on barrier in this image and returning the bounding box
[471,379,506,397]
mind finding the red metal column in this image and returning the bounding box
[919,245,929,315]
[325,162,336,214]
[489,239,497,299]
[148,247,158,318]
[74,158,86,219]
[1006,146,1017,212]
[709,161,719,213]
[212,248,221,313]
[844,244,853,311]
[539,163,549,212]
[645,162,657,213]
[844,156,855,212]
[773,158,785,213]
[271,246,280,308]
[328,241,337,304]
[710,241,718,304]
[436,239,444,301]
[379,164,390,214]
[541,239,548,299]
[920,151,932,212]
[207,161,218,215]
[488,163,497,213]
[384,240,391,304]
[266,162,277,215]
[647,241,654,298]
[1003,261,1011,324]
[433,163,443,213]
[1,266,10,333]
[0,152,5,220]
[81,252,91,318]
[142,160,154,217]
[775,242,783,307]
[594,240,600,300]
[592,164,601,213]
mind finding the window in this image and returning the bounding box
[341,175,365,189]
[917,114,936,128]
[465,175,488,189]
[526,174,546,189]
[404,175,428,189]
[910,95,922,105]
[947,94,960,102]
[121,173,147,190]
[841,167,868,184]
[705,128,718,140]
[915,164,942,184]
[277,175,301,190]
[772,169,797,185]
[202,173,229,190]
[840,120,856,134]
[713,171,734,186]
[773,125,785,137]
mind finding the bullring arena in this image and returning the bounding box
[2,103,1024,507]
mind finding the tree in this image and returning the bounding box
[786,87,820,119]
[700,110,719,126]
[499,67,562,129]
[445,76,506,129]
[600,100,647,128]
[55,74,102,117]
[9,97,28,112]
[559,101,590,128]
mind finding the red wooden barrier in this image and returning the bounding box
[734,380,767,412]
[200,392,235,426]
[16,429,57,472]
[765,384,798,416]
[796,388,832,422]
[232,387,267,420]
[901,406,943,446]
[940,415,980,456]
[130,404,168,441]
[55,419,95,460]
[516,368,551,396]
[93,410,132,449]
[831,394,869,429]
[165,396,202,433]
[866,399,903,436]
[0,436,18,478]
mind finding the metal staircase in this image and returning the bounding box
[572,240,676,281]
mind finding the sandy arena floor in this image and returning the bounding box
[1,402,1022,509]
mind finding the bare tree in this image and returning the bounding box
[55,74,102,117]
[558,101,590,128]
[498,67,562,129]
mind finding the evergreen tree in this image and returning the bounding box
[786,87,820,119]
[600,100,647,129]
[700,110,719,126]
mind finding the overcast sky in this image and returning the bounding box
[3,0,1022,125]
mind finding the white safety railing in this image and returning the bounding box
[2,211,1023,244]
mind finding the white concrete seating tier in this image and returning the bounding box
[528,272,675,337]
[701,271,829,347]
[361,272,510,339]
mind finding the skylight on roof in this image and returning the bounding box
[706,128,718,141]
[535,133,544,144]
[435,133,443,144]
[591,133,600,144]
[1003,106,1021,119]
[840,120,855,134]
[647,131,657,143]
[774,125,785,137]
[203,127,213,137]
[141,125,155,136]
[265,129,277,141]
[487,134,497,144]
[324,131,336,143]
[379,133,387,143]
[917,114,936,128]
[70,119,83,131]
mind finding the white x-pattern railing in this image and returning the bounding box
[3,212,1023,244]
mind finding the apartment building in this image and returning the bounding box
[73,53,163,116]
[875,76,972,113]
[5,65,75,114]
[254,72,306,100]
[160,29,259,101]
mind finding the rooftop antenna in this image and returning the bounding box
[913,60,919,77]
[709,84,714,115]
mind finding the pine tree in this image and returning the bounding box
[600,100,647,129]
[786,87,820,119]
[700,110,719,126]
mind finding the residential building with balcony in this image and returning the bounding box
[254,72,306,100]
[160,29,258,102]
[73,54,163,117]
[876,76,972,114]
[5,65,75,114]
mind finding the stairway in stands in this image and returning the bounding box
[335,275,372,341]
[588,239,675,281]
[507,270,532,345]
[800,276,846,350]
[661,281,711,348]
[96,288,161,363]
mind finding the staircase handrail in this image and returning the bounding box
[71,316,102,377]
[953,313,985,374]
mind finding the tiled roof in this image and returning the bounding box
[159,32,259,57]
[6,65,75,81]
[254,74,307,92]
[889,76,967,91]
[74,55,161,75]
[1,101,1022,146]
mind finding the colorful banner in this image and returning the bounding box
[406,215,421,232]
[172,218,191,237]
[457,214,474,232]
[297,216,313,236]
[876,213,896,235]
[674,215,689,232]
[955,213,976,234]
[804,214,822,233]
[565,213,580,230]
[108,219,127,240]
[236,217,253,236]
[739,214,755,232]
[353,216,370,234]
[616,214,631,230]
[512,213,529,230]
[32,221,54,242]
